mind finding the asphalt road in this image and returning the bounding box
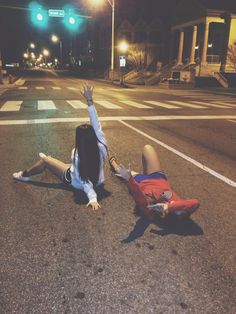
[0,69,236,314]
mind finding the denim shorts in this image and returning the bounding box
[134,171,167,183]
[63,167,72,184]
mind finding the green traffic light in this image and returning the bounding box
[63,6,81,31]
[29,2,48,28]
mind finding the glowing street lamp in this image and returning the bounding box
[119,41,128,53]
[51,34,63,67]
[23,52,29,59]
[43,49,49,57]
[30,43,36,49]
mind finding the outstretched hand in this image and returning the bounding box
[86,200,101,211]
[81,83,94,104]
[114,164,132,181]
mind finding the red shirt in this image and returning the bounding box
[125,176,199,220]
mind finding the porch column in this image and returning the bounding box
[190,25,198,63]
[177,29,184,64]
[201,22,210,64]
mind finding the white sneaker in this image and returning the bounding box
[12,171,30,182]
[39,152,46,159]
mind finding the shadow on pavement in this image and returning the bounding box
[121,208,203,243]
[74,183,111,205]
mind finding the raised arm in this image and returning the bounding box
[81,84,107,146]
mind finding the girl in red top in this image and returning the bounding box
[109,144,199,220]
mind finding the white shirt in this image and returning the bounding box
[69,105,107,202]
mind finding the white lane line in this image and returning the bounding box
[120,100,151,109]
[144,101,179,109]
[95,100,121,109]
[168,101,206,109]
[0,101,23,112]
[66,100,87,109]
[18,86,28,90]
[38,100,56,110]
[228,119,236,123]
[67,87,78,91]
[191,101,233,109]
[52,87,61,90]
[2,115,236,126]
[119,120,236,188]
[36,86,45,90]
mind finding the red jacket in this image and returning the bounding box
[125,176,199,220]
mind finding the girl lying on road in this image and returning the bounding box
[13,84,108,211]
[109,145,199,220]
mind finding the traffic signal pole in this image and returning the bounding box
[0,49,3,84]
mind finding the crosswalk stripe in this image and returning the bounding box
[144,101,180,109]
[52,87,61,90]
[18,86,28,90]
[95,100,121,109]
[38,100,56,110]
[36,86,45,90]
[168,101,205,109]
[0,101,23,111]
[120,100,151,109]
[191,101,233,109]
[214,101,236,107]
[66,100,87,109]
[67,87,77,91]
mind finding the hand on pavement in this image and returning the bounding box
[86,200,101,211]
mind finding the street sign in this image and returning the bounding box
[120,56,126,67]
[48,9,65,18]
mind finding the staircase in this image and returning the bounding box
[213,72,229,88]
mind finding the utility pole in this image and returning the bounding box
[0,49,3,84]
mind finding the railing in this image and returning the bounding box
[207,55,220,64]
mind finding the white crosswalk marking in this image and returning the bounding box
[67,87,77,91]
[36,86,45,90]
[38,100,56,110]
[18,86,28,90]
[214,101,236,107]
[52,87,61,90]
[168,100,206,109]
[95,100,121,109]
[0,101,23,111]
[120,100,151,109]
[144,101,180,109]
[191,101,233,109]
[66,100,87,109]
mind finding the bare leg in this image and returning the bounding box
[142,145,162,175]
[23,156,71,181]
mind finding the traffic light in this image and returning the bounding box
[29,2,48,28]
[63,6,81,31]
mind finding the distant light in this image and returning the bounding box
[208,43,213,48]
[43,49,50,57]
[119,41,129,53]
[69,17,75,24]
[37,13,43,21]
[51,34,59,43]
[30,43,36,49]
[195,45,199,50]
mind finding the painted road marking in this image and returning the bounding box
[1,115,236,126]
[52,86,62,90]
[119,120,236,188]
[120,100,151,109]
[144,101,179,109]
[191,101,233,109]
[95,100,121,109]
[168,101,206,109]
[0,101,23,112]
[215,101,236,107]
[36,86,45,90]
[18,86,28,90]
[67,87,78,91]
[38,100,56,110]
[66,100,87,109]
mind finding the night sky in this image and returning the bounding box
[0,0,235,63]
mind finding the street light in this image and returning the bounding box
[30,43,36,49]
[118,40,128,87]
[92,0,115,81]
[51,34,63,67]
[119,40,128,53]
[42,49,50,65]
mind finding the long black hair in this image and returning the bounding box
[74,124,101,185]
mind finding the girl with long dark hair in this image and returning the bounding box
[13,84,107,210]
